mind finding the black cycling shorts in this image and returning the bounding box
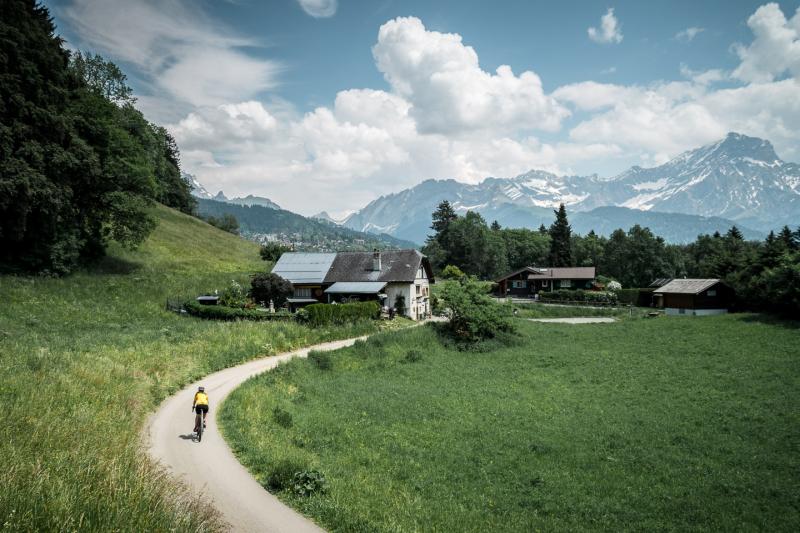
[195,405,209,414]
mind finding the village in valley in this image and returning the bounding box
[2,1,799,532]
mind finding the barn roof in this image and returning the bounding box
[653,279,721,294]
[324,249,431,283]
[271,253,337,284]
[527,267,596,280]
[325,282,387,294]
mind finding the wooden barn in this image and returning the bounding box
[652,279,734,315]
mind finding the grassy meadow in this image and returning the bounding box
[221,314,800,532]
[0,204,383,531]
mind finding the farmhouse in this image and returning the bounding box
[271,250,434,320]
[652,278,734,316]
[495,266,596,297]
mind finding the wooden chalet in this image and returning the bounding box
[495,266,596,297]
[652,279,734,315]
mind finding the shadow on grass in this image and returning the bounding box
[738,312,800,330]
[86,255,142,275]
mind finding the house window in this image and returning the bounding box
[560,279,572,288]
[707,289,717,296]
[294,287,311,298]
[512,280,526,289]
[416,285,421,295]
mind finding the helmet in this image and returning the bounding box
[198,386,205,392]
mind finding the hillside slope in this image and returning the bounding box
[0,204,377,531]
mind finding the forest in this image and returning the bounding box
[423,201,800,314]
[0,1,195,274]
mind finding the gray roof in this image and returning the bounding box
[654,279,721,294]
[325,281,387,294]
[324,249,432,283]
[526,267,596,280]
[271,252,337,284]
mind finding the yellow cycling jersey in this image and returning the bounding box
[194,392,209,406]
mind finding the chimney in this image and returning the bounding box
[372,249,381,271]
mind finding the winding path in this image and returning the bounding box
[145,336,369,532]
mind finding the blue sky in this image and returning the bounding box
[47,0,800,215]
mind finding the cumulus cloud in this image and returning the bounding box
[58,0,279,117]
[675,27,705,42]
[588,8,623,44]
[732,3,800,82]
[372,17,569,135]
[296,0,338,18]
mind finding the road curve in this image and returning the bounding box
[145,336,368,533]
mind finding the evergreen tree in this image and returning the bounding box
[490,220,501,231]
[778,225,797,251]
[430,200,457,234]
[538,224,548,234]
[548,204,573,267]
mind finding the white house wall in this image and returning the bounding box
[665,307,728,316]
[385,283,413,319]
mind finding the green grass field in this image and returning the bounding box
[221,315,800,532]
[0,204,384,531]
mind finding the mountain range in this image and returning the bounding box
[185,173,281,210]
[339,133,796,244]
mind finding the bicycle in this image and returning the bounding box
[193,407,207,442]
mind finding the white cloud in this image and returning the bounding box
[372,17,569,135]
[732,3,800,83]
[58,0,279,117]
[588,8,623,44]
[675,27,705,42]
[296,0,338,18]
[679,63,727,85]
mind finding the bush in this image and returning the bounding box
[183,300,293,321]
[439,278,515,343]
[303,301,380,326]
[260,242,292,262]
[539,289,618,305]
[266,458,306,491]
[291,470,329,497]
[272,406,293,428]
[403,349,423,363]
[616,288,642,305]
[308,350,333,370]
[441,265,466,280]
[217,279,248,307]
[250,272,293,307]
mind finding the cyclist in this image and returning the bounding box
[192,386,209,434]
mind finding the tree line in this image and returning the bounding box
[1,1,195,274]
[423,200,800,314]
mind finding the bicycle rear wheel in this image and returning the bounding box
[197,413,203,442]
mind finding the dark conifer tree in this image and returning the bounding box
[548,204,573,267]
[490,220,501,231]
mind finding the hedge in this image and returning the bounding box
[184,300,294,321]
[300,301,380,326]
[616,288,655,307]
[539,289,619,305]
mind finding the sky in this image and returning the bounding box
[46,0,800,216]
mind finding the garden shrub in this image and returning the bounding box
[290,470,329,497]
[250,272,292,307]
[304,301,380,326]
[184,300,293,321]
[440,264,466,280]
[308,350,333,370]
[394,294,406,316]
[615,288,642,305]
[403,349,423,363]
[217,279,248,307]
[539,289,618,305]
[438,278,514,343]
[266,458,306,491]
[272,406,293,428]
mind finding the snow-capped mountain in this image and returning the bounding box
[183,173,281,210]
[312,211,355,225]
[340,133,797,243]
[183,172,213,200]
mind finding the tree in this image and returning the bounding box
[204,214,239,234]
[430,200,458,234]
[441,265,466,279]
[548,204,573,267]
[490,220,501,231]
[260,242,292,262]
[438,278,514,342]
[538,224,548,235]
[70,51,135,105]
[394,294,407,316]
[250,273,292,307]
